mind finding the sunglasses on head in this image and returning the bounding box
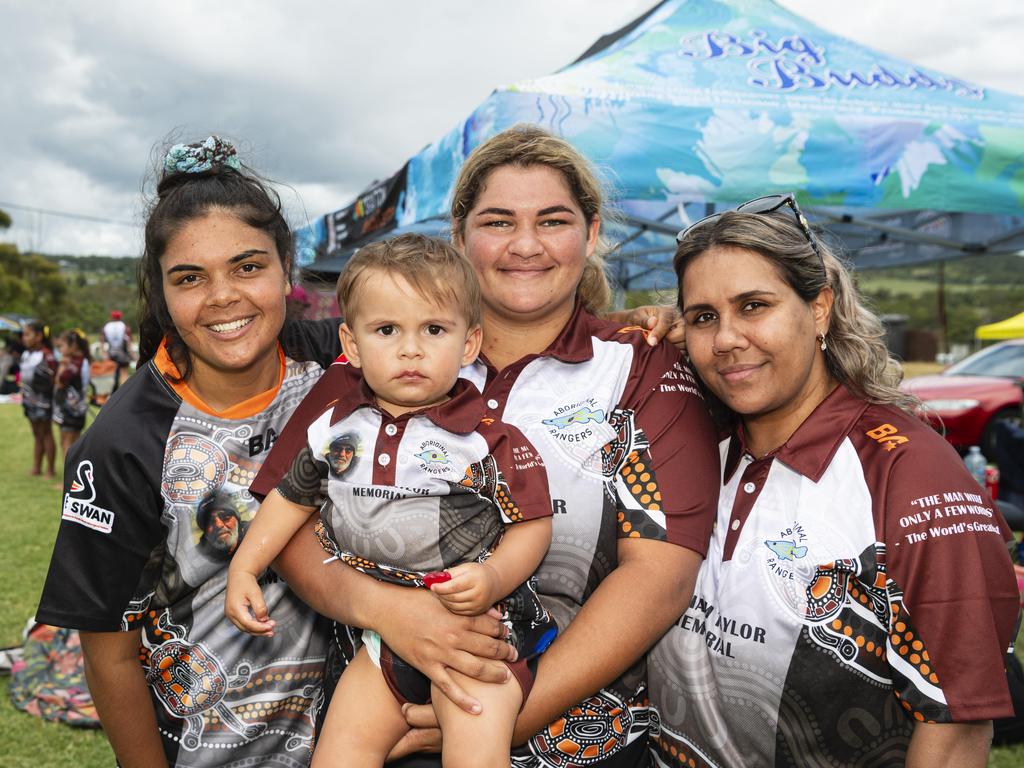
[676,193,823,267]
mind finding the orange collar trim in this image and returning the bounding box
[154,339,286,419]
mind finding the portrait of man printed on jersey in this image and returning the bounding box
[326,433,359,478]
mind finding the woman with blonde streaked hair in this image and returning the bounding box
[647,194,1018,768]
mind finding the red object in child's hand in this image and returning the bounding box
[423,571,451,587]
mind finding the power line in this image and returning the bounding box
[0,201,138,227]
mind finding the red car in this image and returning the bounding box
[901,338,1024,457]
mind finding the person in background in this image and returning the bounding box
[648,195,1019,768]
[20,320,56,477]
[101,309,133,393]
[0,330,24,395]
[53,328,91,459]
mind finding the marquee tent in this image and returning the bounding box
[300,0,1024,293]
[976,311,1024,341]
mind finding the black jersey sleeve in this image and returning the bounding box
[36,365,178,631]
[280,317,342,369]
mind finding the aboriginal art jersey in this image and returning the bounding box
[455,304,719,767]
[20,346,56,412]
[37,325,340,768]
[647,385,1019,768]
[252,369,557,659]
[53,353,90,428]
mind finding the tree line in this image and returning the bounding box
[0,210,138,337]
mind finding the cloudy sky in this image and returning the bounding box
[2,0,1022,257]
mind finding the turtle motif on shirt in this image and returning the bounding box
[161,425,253,504]
[142,609,266,751]
[525,689,649,766]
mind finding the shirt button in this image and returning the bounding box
[377,454,391,467]
[487,398,499,409]
[731,519,741,531]
[384,424,397,436]
[743,482,756,493]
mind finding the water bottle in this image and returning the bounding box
[964,445,987,489]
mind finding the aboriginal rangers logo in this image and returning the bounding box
[752,520,822,622]
[542,398,606,444]
[415,440,453,476]
[62,460,116,533]
[764,522,809,581]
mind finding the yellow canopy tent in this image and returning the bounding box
[976,311,1024,340]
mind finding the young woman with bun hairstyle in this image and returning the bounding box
[37,136,340,768]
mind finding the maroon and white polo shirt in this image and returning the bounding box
[253,368,552,583]
[648,385,1019,768]
[458,304,720,767]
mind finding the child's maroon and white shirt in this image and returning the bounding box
[251,367,557,658]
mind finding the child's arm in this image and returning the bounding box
[431,517,551,616]
[225,489,317,636]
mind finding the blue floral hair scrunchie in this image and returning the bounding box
[163,135,241,175]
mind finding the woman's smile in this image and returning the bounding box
[206,316,255,335]
[716,361,765,384]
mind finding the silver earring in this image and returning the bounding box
[818,332,827,352]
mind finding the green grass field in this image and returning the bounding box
[0,404,113,765]
[1,402,1022,766]
[855,274,979,298]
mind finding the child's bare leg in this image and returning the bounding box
[432,668,522,768]
[311,646,409,768]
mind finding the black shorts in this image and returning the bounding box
[379,642,537,708]
[23,403,52,423]
[55,413,85,432]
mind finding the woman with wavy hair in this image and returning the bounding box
[647,195,1019,767]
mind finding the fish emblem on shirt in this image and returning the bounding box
[543,407,606,429]
[415,450,450,465]
[765,539,808,560]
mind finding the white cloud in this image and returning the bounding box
[1,0,1021,256]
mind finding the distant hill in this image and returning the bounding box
[856,253,1024,348]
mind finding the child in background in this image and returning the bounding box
[20,321,56,477]
[53,329,91,458]
[227,234,556,768]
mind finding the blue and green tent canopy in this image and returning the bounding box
[301,0,1024,289]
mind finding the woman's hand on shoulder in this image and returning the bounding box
[606,304,685,351]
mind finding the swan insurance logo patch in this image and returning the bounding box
[62,460,115,533]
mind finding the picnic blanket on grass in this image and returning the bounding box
[8,623,98,728]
